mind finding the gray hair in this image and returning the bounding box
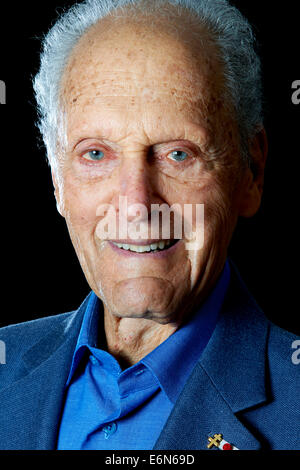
[33,0,263,167]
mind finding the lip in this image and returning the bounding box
[109,239,176,246]
[108,239,183,258]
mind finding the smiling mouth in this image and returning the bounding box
[111,239,180,253]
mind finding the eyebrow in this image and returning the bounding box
[70,122,208,152]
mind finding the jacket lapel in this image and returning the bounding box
[153,362,262,450]
[0,296,89,450]
[154,264,270,450]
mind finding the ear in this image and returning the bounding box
[238,127,268,218]
[51,170,65,218]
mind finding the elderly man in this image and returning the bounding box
[0,0,299,451]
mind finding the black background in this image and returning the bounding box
[0,1,299,334]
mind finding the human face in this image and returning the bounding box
[53,16,248,324]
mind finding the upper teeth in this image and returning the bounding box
[112,240,172,252]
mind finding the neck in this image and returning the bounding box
[103,307,179,369]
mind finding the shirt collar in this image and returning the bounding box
[67,261,231,402]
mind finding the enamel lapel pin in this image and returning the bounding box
[207,433,239,450]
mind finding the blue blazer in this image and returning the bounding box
[0,265,299,450]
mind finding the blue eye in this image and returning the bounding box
[168,150,188,162]
[83,150,105,161]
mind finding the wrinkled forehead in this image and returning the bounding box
[60,13,225,110]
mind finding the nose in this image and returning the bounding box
[115,152,153,223]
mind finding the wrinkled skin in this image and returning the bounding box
[52,13,267,366]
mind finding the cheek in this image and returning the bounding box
[205,185,241,253]
[60,174,100,231]
[184,173,239,237]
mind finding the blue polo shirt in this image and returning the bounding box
[57,262,230,450]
